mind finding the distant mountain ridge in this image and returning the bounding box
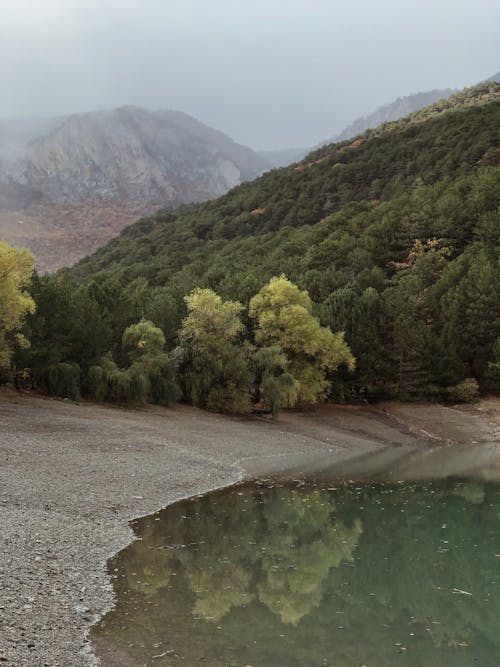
[0,106,268,270]
[261,88,456,167]
[327,88,455,144]
[2,70,498,270]
[264,70,500,168]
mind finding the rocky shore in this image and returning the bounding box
[0,391,498,666]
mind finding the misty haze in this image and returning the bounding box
[0,2,499,667]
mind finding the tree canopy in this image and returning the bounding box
[250,276,354,405]
[179,288,252,413]
[0,241,35,368]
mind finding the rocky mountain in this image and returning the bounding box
[0,107,268,271]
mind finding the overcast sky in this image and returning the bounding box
[1,0,499,149]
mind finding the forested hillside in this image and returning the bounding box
[325,87,455,145]
[7,82,500,409]
[74,83,500,277]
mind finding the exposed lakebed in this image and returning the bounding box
[92,444,500,667]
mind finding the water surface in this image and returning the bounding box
[93,475,500,666]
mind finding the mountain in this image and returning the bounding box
[74,81,500,279]
[0,107,268,271]
[262,69,500,169]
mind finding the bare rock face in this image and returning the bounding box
[0,107,268,271]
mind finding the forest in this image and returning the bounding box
[1,82,499,412]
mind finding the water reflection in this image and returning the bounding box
[93,480,500,666]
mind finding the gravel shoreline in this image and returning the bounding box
[1,391,498,666]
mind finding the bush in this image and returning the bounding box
[36,363,81,400]
[148,359,182,406]
[107,368,130,404]
[128,366,150,406]
[87,365,108,402]
[484,339,500,393]
[205,385,250,414]
[445,378,480,403]
[87,350,182,407]
[107,366,149,406]
[0,366,12,386]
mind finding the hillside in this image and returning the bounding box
[261,87,455,168]
[0,107,268,271]
[261,69,500,168]
[328,88,455,145]
[15,81,500,406]
[74,81,500,278]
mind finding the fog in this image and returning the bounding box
[1,0,499,149]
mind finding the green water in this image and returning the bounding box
[93,480,500,666]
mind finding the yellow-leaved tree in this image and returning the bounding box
[249,275,354,406]
[0,241,36,368]
[179,288,252,413]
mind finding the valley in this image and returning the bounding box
[0,14,499,664]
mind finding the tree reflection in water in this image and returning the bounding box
[93,480,500,667]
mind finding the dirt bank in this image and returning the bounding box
[0,392,498,666]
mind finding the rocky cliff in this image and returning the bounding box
[0,107,268,271]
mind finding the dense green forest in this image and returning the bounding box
[3,82,500,410]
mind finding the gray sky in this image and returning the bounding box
[1,0,499,149]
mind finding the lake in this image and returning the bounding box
[92,445,500,666]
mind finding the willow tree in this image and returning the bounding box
[121,318,180,406]
[179,288,251,413]
[249,275,354,406]
[0,241,35,369]
[122,318,166,361]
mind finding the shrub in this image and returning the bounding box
[87,365,108,402]
[148,358,182,406]
[128,366,150,406]
[107,368,131,404]
[484,339,500,393]
[107,366,149,406]
[36,363,82,400]
[0,366,12,386]
[445,378,480,403]
[206,385,250,414]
